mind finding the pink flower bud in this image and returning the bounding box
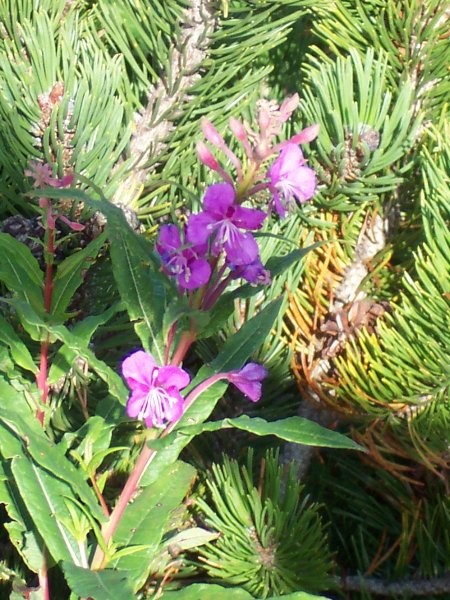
[279,94,300,120]
[289,124,320,145]
[196,141,219,170]
[229,117,247,140]
[201,118,225,148]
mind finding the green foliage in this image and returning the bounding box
[300,49,419,208]
[333,129,450,461]
[62,562,135,600]
[111,461,196,590]
[0,0,448,598]
[197,450,333,598]
[163,583,330,600]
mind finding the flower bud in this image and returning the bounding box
[229,117,247,140]
[289,123,320,145]
[201,118,225,147]
[197,141,219,170]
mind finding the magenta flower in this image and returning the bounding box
[187,183,266,265]
[228,256,271,286]
[156,224,211,290]
[122,350,190,428]
[227,363,268,402]
[268,143,316,218]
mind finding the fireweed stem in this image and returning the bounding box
[36,202,55,425]
[170,329,196,366]
[38,552,50,600]
[91,372,230,570]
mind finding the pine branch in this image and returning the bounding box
[339,572,450,596]
[113,0,217,207]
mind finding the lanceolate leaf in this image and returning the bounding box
[101,200,170,363]
[0,377,105,523]
[162,583,329,599]
[150,415,363,453]
[111,461,196,590]
[11,456,84,565]
[0,314,37,374]
[62,562,134,600]
[0,459,45,573]
[0,232,44,314]
[51,231,107,319]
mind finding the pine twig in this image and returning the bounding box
[113,0,217,206]
[283,212,387,476]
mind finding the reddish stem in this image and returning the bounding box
[38,549,50,600]
[90,441,154,569]
[170,329,196,366]
[35,203,55,424]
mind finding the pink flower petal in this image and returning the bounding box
[202,182,235,216]
[158,224,182,251]
[186,212,215,246]
[122,350,156,390]
[126,388,148,418]
[156,365,190,391]
[224,231,259,265]
[231,205,266,230]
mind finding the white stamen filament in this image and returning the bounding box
[138,387,177,425]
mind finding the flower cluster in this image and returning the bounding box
[123,96,318,429]
[156,95,318,301]
[122,350,267,429]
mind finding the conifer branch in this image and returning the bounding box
[283,212,387,476]
[113,0,217,206]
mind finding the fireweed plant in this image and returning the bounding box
[0,97,361,599]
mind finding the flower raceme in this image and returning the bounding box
[122,350,268,429]
[196,96,319,207]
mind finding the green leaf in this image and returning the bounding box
[163,527,219,551]
[140,298,283,486]
[104,202,170,363]
[51,231,107,319]
[0,314,37,374]
[12,301,128,405]
[208,297,284,373]
[111,460,196,590]
[0,376,105,523]
[0,233,44,314]
[0,461,45,573]
[11,455,84,565]
[48,302,123,385]
[62,563,134,600]
[162,584,330,599]
[150,415,364,453]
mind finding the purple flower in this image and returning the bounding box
[187,183,266,265]
[227,363,268,402]
[228,256,271,286]
[122,350,190,428]
[268,143,316,218]
[156,224,211,290]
